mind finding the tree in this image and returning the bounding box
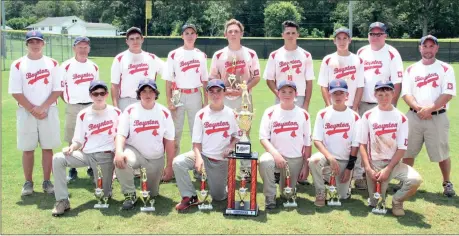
[204,1,231,36]
[230,0,267,37]
[264,2,301,37]
[6,17,37,30]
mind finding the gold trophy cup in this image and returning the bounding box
[197,166,213,210]
[283,164,298,208]
[371,181,387,214]
[139,167,155,212]
[326,175,341,206]
[94,165,109,208]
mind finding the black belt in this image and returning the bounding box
[362,102,377,105]
[77,102,92,105]
[410,108,446,115]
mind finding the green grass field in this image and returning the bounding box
[2,57,459,234]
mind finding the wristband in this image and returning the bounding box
[346,155,357,170]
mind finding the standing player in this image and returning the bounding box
[61,36,99,181]
[401,35,456,197]
[358,80,422,217]
[173,79,239,211]
[258,80,312,209]
[309,79,360,207]
[51,80,120,216]
[114,79,175,210]
[8,30,62,196]
[354,22,404,190]
[209,19,261,181]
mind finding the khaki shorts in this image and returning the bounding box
[17,106,61,151]
[64,103,92,143]
[405,110,450,162]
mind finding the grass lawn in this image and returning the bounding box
[2,57,459,234]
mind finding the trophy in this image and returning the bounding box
[286,62,293,81]
[227,56,237,89]
[170,82,183,107]
[283,164,298,208]
[197,166,213,210]
[234,103,254,158]
[326,175,341,206]
[236,80,251,105]
[94,165,109,208]
[237,171,250,208]
[371,181,387,214]
[139,167,155,212]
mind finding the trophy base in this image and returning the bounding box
[371,208,387,214]
[228,152,258,160]
[283,201,298,208]
[140,206,156,212]
[224,201,258,216]
[94,203,109,209]
[198,203,213,210]
[327,200,342,206]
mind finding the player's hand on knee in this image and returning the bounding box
[195,158,203,173]
[328,157,340,176]
[162,166,174,182]
[273,154,286,169]
[376,167,390,182]
[340,169,351,183]
[298,164,309,180]
[366,168,378,182]
[114,152,127,169]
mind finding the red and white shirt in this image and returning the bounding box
[192,106,239,160]
[61,57,99,104]
[357,44,404,103]
[73,105,121,154]
[318,52,364,106]
[118,102,174,159]
[164,47,208,88]
[263,46,315,96]
[209,46,260,100]
[8,55,63,106]
[111,50,164,99]
[402,60,456,109]
[313,106,360,161]
[259,105,311,158]
[358,106,408,161]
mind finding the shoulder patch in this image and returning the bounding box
[148,53,156,60]
[401,113,407,123]
[365,112,372,119]
[79,112,86,121]
[170,52,175,60]
[198,112,204,120]
[304,111,309,121]
[216,52,223,60]
[320,111,327,119]
[304,52,310,58]
[93,64,99,71]
[51,59,58,67]
[442,64,449,72]
[64,63,71,72]
[115,108,121,116]
[354,114,360,121]
[127,107,134,114]
[325,57,331,65]
[271,51,277,59]
[389,51,395,60]
[268,110,274,119]
[162,110,169,119]
[407,65,413,74]
[357,47,366,55]
[249,51,255,59]
[360,57,363,64]
[117,55,124,62]
[15,61,21,70]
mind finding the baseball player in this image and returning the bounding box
[354,22,404,190]
[358,80,422,217]
[114,79,175,210]
[401,35,456,197]
[258,80,312,209]
[309,79,360,207]
[173,79,240,211]
[209,19,261,181]
[8,30,63,196]
[51,80,120,216]
[61,36,100,181]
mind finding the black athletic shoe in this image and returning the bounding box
[67,168,78,182]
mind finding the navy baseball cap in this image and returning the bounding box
[374,80,395,90]
[25,30,44,41]
[73,36,90,46]
[369,22,387,33]
[89,80,108,92]
[181,23,197,34]
[206,79,225,91]
[420,35,438,45]
[333,28,350,38]
[277,80,297,91]
[138,79,158,91]
[329,79,348,93]
[126,27,142,37]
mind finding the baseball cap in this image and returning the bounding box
[374,80,395,90]
[333,28,350,38]
[138,79,158,91]
[206,79,225,91]
[328,79,348,93]
[25,30,44,42]
[126,27,143,37]
[420,35,438,45]
[369,22,387,33]
[89,80,108,92]
[277,80,297,91]
[181,23,197,34]
[73,36,90,46]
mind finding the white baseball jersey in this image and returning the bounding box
[318,52,365,106]
[9,56,63,107]
[209,46,260,100]
[61,57,99,104]
[73,105,121,154]
[358,106,408,161]
[111,50,164,99]
[259,105,311,158]
[192,106,239,160]
[164,47,208,88]
[357,44,404,103]
[118,102,174,159]
[402,60,456,109]
[313,106,360,161]
[263,46,315,96]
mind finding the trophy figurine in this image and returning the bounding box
[371,181,387,214]
[197,166,213,210]
[283,164,298,208]
[236,80,251,105]
[94,165,109,208]
[326,175,341,206]
[170,82,183,107]
[286,62,293,81]
[227,56,237,89]
[237,171,249,208]
[139,167,155,212]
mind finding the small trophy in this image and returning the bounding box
[227,56,237,89]
[94,165,109,209]
[197,166,213,210]
[236,80,251,105]
[326,175,341,206]
[371,181,387,214]
[170,82,183,107]
[237,171,249,208]
[286,62,293,81]
[283,164,298,208]
[139,167,155,212]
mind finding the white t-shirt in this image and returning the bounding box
[164,47,208,88]
[8,55,63,106]
[73,105,121,154]
[209,46,260,100]
[259,105,312,158]
[357,44,404,103]
[402,60,456,109]
[118,102,175,159]
[192,106,239,160]
[313,106,360,160]
[61,57,99,104]
[317,52,364,106]
[358,106,408,161]
[111,50,164,99]
[263,46,315,96]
